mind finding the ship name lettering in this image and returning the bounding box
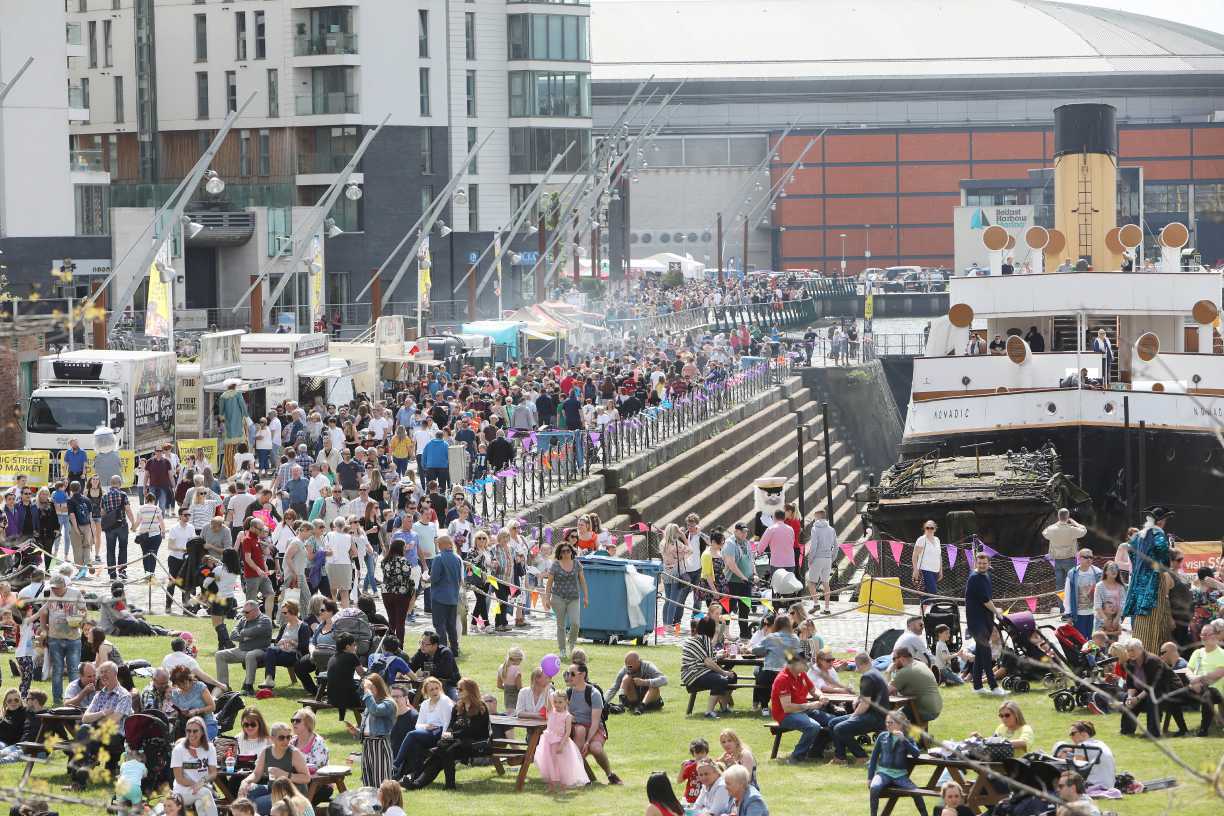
[933,408,969,420]
[1193,406,1224,418]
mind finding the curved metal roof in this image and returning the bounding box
[591,0,1224,82]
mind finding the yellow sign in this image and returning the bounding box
[84,450,136,487]
[0,451,51,487]
[855,575,904,616]
[1177,541,1221,574]
[418,235,432,309]
[178,438,218,469]
[864,292,875,321]
[145,242,172,338]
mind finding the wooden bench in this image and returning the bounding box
[878,786,942,816]
[685,681,756,715]
[765,723,793,759]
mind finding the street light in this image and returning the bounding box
[203,170,225,195]
[453,187,468,206]
[344,182,363,201]
[839,233,847,275]
[183,215,205,240]
[435,220,452,238]
[325,218,344,239]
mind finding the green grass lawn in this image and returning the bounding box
[7,616,1223,816]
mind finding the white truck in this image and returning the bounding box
[240,332,366,408]
[26,349,177,455]
[177,330,283,438]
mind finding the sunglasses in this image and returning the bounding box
[924,526,935,530]
[275,734,291,741]
[242,722,258,728]
[291,717,303,724]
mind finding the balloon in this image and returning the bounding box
[540,654,561,677]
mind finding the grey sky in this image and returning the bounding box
[1067,0,1224,36]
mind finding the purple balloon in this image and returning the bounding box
[540,654,562,677]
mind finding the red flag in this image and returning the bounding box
[719,597,731,613]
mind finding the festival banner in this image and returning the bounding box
[145,242,172,338]
[418,235,432,309]
[178,438,219,469]
[1176,541,1221,574]
[0,451,51,487]
[308,234,326,330]
[84,450,137,486]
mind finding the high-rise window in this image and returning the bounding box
[267,69,279,117]
[78,0,87,11]
[225,71,237,112]
[254,11,266,59]
[420,130,433,174]
[467,185,479,232]
[114,76,124,123]
[239,130,251,176]
[194,14,207,62]
[112,0,119,9]
[419,67,430,116]
[509,71,591,118]
[465,12,476,60]
[75,185,110,237]
[466,70,477,116]
[507,14,590,61]
[80,77,90,110]
[88,21,98,68]
[235,12,247,60]
[467,127,478,173]
[103,20,113,67]
[258,129,270,176]
[418,9,429,58]
[196,72,209,118]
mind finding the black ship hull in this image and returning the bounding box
[899,425,1222,550]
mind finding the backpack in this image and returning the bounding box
[101,497,126,531]
[566,683,611,734]
[333,608,373,657]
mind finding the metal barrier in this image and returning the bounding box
[607,297,821,337]
[456,359,790,524]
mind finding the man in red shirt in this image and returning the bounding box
[144,447,175,511]
[240,518,275,616]
[771,652,831,763]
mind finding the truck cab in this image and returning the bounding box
[26,360,126,450]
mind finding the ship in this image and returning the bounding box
[874,103,1224,553]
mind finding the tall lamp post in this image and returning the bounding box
[839,233,847,276]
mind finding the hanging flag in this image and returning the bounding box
[864,540,879,562]
[719,597,730,613]
[654,626,666,636]
[636,522,650,532]
[488,577,499,590]
[946,544,958,570]
[308,233,325,328]
[1011,557,1031,583]
[544,528,553,544]
[889,540,905,565]
[1024,597,1038,613]
[491,601,501,616]
[145,241,172,338]
[759,598,774,611]
[839,542,855,562]
[417,234,432,309]
[981,544,998,559]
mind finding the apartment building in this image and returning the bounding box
[0,0,111,299]
[65,0,592,326]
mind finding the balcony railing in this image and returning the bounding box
[294,93,359,115]
[68,85,87,108]
[296,150,355,174]
[294,32,358,56]
[70,149,105,173]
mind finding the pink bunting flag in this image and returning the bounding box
[889,540,905,565]
[1011,556,1031,583]
[981,544,998,559]
[636,522,649,531]
[1024,597,1038,613]
[839,542,856,562]
[946,544,958,570]
[864,540,879,562]
[654,626,666,636]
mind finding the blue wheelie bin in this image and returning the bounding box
[577,556,663,645]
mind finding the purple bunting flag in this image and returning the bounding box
[1011,556,1030,583]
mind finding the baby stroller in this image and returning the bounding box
[922,600,962,653]
[124,711,174,794]
[995,612,1075,694]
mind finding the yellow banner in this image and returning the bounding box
[855,575,904,616]
[84,450,136,487]
[178,438,218,469]
[309,235,325,330]
[0,451,51,487]
[145,243,171,338]
[1177,541,1221,574]
[418,235,432,309]
[864,292,875,320]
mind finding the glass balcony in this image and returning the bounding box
[297,150,355,174]
[66,22,82,46]
[70,149,105,173]
[294,93,359,115]
[68,85,87,108]
[294,32,358,56]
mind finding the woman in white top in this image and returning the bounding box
[134,492,166,578]
[283,519,311,615]
[324,517,355,607]
[254,421,274,474]
[236,707,273,757]
[1053,720,1117,793]
[911,520,943,596]
[377,780,405,816]
[807,649,854,694]
[395,677,453,778]
[171,715,219,816]
[187,486,221,531]
[513,667,553,718]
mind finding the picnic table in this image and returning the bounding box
[896,755,1009,815]
[37,710,83,741]
[489,713,547,791]
[716,655,765,669]
[307,765,353,801]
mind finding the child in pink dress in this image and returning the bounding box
[534,693,590,792]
